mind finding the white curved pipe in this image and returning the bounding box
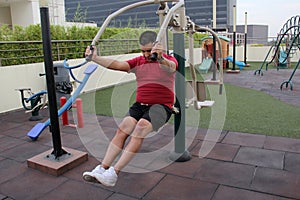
[92,0,179,45]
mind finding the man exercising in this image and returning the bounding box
[83,31,178,187]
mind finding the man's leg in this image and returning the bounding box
[83,116,137,183]
[94,104,171,186]
[113,118,153,173]
[101,116,137,169]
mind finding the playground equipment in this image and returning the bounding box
[27,63,97,140]
[278,50,288,68]
[254,17,299,71]
[197,57,213,74]
[16,88,47,121]
[280,59,300,90]
[225,55,245,70]
[201,35,230,71]
[254,15,300,90]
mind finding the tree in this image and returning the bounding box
[73,2,87,23]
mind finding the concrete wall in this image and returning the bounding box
[0,7,11,26]
[0,47,299,114]
[0,53,138,114]
[10,1,40,27]
[0,0,65,27]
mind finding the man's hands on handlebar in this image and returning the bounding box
[150,42,164,61]
[85,45,97,61]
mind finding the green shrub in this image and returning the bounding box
[0,24,208,66]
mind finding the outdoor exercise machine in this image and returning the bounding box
[60,96,84,128]
[80,0,224,161]
[28,0,223,162]
[16,88,47,121]
[26,60,97,140]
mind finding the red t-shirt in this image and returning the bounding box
[126,54,178,108]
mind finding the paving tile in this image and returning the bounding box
[212,185,294,200]
[38,179,113,200]
[61,132,86,149]
[63,155,101,182]
[0,159,28,184]
[106,193,138,200]
[98,116,122,129]
[60,124,78,134]
[187,127,228,142]
[144,174,218,200]
[194,159,255,189]
[284,152,300,174]
[111,171,165,199]
[142,133,174,150]
[264,136,300,153]
[0,169,68,200]
[0,135,27,151]
[191,140,240,161]
[29,129,54,147]
[0,121,23,132]
[159,156,204,178]
[251,167,300,199]
[234,147,284,169]
[75,124,108,145]
[222,131,266,148]
[1,124,33,139]
[0,142,50,162]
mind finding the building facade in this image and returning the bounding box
[65,0,236,29]
[0,0,66,28]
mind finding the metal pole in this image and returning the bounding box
[244,12,248,65]
[40,7,66,158]
[172,32,191,162]
[232,5,236,70]
[212,0,217,80]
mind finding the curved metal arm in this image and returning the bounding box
[64,1,181,83]
[63,59,85,84]
[63,58,88,70]
[155,0,185,43]
[268,25,300,66]
[91,0,179,45]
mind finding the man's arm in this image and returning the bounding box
[151,42,177,73]
[85,46,131,72]
[158,55,177,73]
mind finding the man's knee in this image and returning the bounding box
[131,119,153,138]
[118,116,137,135]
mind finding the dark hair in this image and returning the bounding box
[139,31,157,45]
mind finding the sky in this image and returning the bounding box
[236,0,300,37]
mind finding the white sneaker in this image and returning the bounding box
[94,166,118,187]
[82,165,106,183]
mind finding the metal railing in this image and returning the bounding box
[0,39,141,66]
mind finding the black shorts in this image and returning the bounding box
[127,102,172,131]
